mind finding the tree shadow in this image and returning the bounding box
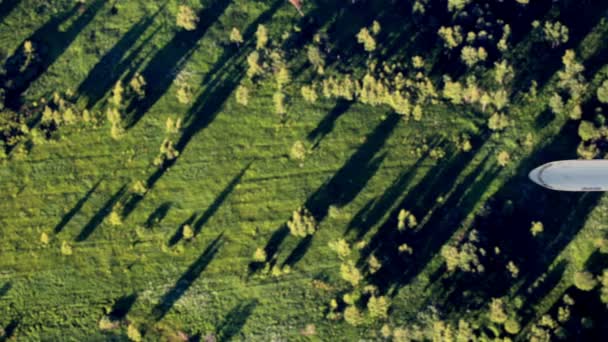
[0,320,18,341]
[123,0,233,128]
[3,0,105,109]
[192,163,251,235]
[360,133,493,295]
[109,293,137,321]
[215,300,258,341]
[75,184,127,242]
[76,9,161,109]
[54,178,103,233]
[307,100,351,147]
[0,283,10,298]
[278,114,400,268]
[144,202,172,229]
[345,141,437,240]
[168,213,197,247]
[0,0,20,24]
[433,123,603,318]
[152,233,223,321]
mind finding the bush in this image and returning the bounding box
[253,247,267,262]
[290,141,307,161]
[489,298,507,324]
[504,318,521,334]
[344,305,364,326]
[127,324,142,342]
[597,80,608,104]
[340,261,362,286]
[578,120,599,141]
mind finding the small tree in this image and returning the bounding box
[40,232,49,245]
[129,73,146,98]
[574,271,598,291]
[497,151,511,167]
[340,261,362,286]
[578,120,599,141]
[229,27,244,46]
[111,81,124,107]
[301,85,318,103]
[273,92,286,116]
[61,241,73,255]
[356,27,376,52]
[438,26,463,49]
[246,51,263,79]
[307,45,325,74]
[235,85,249,106]
[253,247,267,262]
[255,24,268,49]
[504,319,521,334]
[489,298,508,324]
[290,140,307,161]
[182,224,194,240]
[344,305,364,326]
[287,207,317,237]
[328,239,351,259]
[600,270,608,304]
[530,221,544,236]
[543,21,569,48]
[127,324,142,342]
[597,80,608,103]
[367,295,389,319]
[176,5,199,31]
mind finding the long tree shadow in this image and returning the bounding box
[0,320,18,341]
[280,114,401,267]
[123,0,232,128]
[0,283,10,298]
[346,140,438,240]
[119,2,282,220]
[434,123,603,319]
[0,0,20,24]
[216,300,258,341]
[359,132,493,295]
[76,9,161,109]
[144,202,172,229]
[152,233,223,321]
[54,179,103,233]
[168,213,197,247]
[75,184,127,242]
[109,293,137,321]
[192,163,251,235]
[2,0,105,109]
[308,100,352,148]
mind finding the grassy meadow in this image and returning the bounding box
[1,0,608,340]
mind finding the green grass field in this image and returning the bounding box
[2,0,608,340]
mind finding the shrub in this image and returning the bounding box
[497,151,510,167]
[127,324,142,342]
[489,298,507,324]
[235,85,249,106]
[255,24,268,49]
[176,5,198,31]
[182,224,194,239]
[356,27,376,52]
[530,221,544,236]
[597,80,608,103]
[301,85,318,103]
[40,232,49,245]
[328,239,351,259]
[61,241,73,255]
[229,27,243,45]
[287,207,317,237]
[578,120,599,141]
[504,318,521,334]
[290,141,307,161]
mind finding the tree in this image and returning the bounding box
[488,112,509,131]
[578,120,599,141]
[340,261,362,286]
[182,224,194,240]
[543,21,569,48]
[275,66,290,88]
[504,319,521,334]
[176,5,198,31]
[489,298,508,324]
[307,45,325,74]
[61,241,73,255]
[447,0,471,12]
[235,85,249,106]
[301,85,318,103]
[597,80,608,103]
[367,295,389,319]
[290,140,307,161]
[246,51,263,79]
[229,27,244,46]
[497,151,511,167]
[255,24,268,49]
[287,207,317,237]
[127,324,142,342]
[328,239,351,259]
[253,247,266,262]
[344,305,364,325]
[129,73,146,98]
[273,92,286,116]
[368,254,382,274]
[574,271,598,291]
[111,81,124,107]
[460,46,487,67]
[530,221,544,236]
[549,93,565,115]
[397,209,417,231]
[438,26,463,49]
[442,76,463,104]
[600,270,608,304]
[356,27,376,52]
